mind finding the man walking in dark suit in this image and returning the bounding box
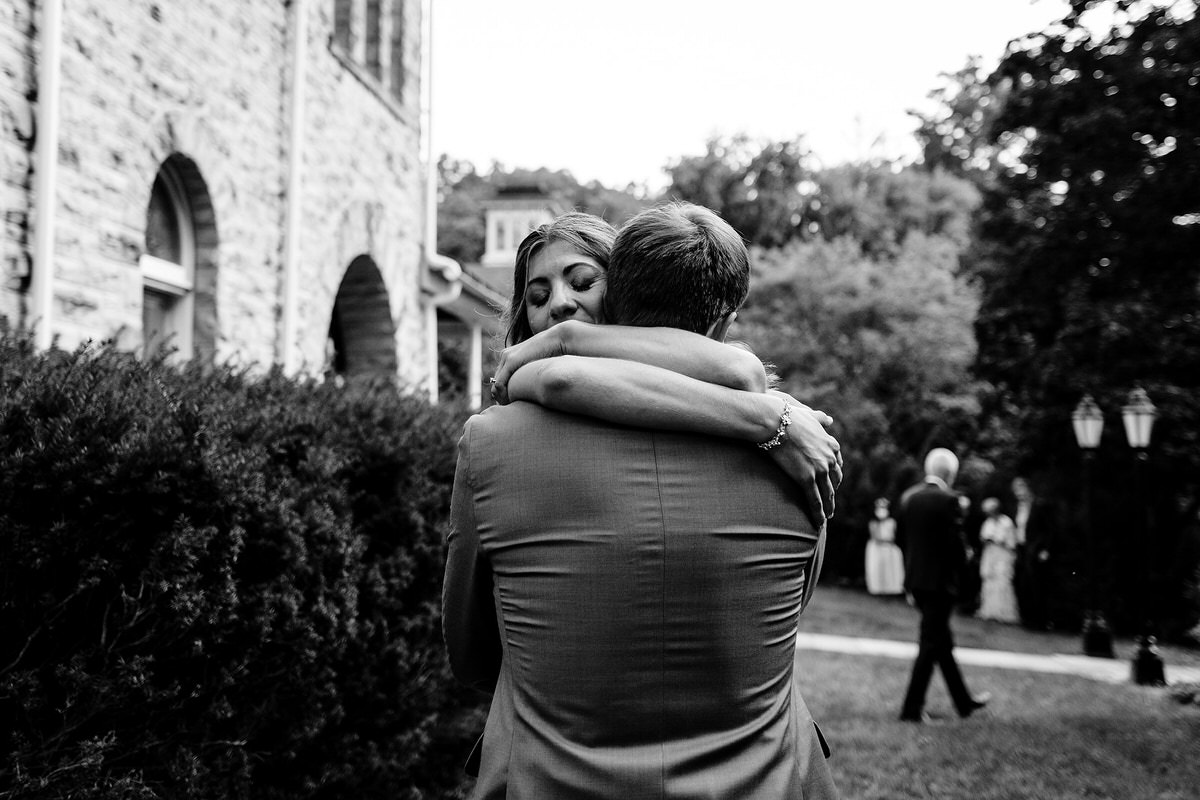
[898,448,991,723]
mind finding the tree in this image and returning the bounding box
[971,0,1200,634]
[664,135,815,248]
[665,136,981,257]
[736,234,985,580]
[809,163,981,257]
[436,156,491,265]
[910,56,1011,180]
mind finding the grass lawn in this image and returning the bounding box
[798,650,1199,800]
[800,586,1200,670]
[796,587,1200,800]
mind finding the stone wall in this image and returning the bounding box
[0,0,431,388]
[0,2,35,323]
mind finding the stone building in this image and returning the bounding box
[0,0,480,398]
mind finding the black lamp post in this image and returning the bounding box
[1122,387,1165,686]
[1073,395,1114,658]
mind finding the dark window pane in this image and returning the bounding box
[389,0,404,102]
[366,0,382,78]
[146,174,181,263]
[143,288,173,354]
[334,0,354,52]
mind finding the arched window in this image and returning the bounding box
[142,163,195,360]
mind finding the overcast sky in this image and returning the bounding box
[429,0,1072,189]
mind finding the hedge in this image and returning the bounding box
[0,328,483,799]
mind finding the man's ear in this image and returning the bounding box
[705,311,737,342]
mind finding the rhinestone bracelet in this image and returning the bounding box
[757,402,793,451]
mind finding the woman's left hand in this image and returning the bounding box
[765,391,843,523]
[490,323,575,405]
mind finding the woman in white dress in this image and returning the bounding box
[977,496,1020,622]
[865,498,905,595]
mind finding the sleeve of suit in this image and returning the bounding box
[442,417,503,692]
[952,496,970,570]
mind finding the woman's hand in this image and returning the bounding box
[491,323,574,405]
[764,391,843,523]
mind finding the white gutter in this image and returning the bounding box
[30,0,64,350]
[420,0,463,403]
[280,0,308,374]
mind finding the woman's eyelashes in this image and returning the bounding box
[525,270,603,308]
[570,267,604,292]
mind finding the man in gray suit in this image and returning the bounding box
[443,203,839,799]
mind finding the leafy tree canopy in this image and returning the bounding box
[968,0,1199,626]
[736,233,987,575]
[809,162,981,257]
[910,55,1011,180]
[663,135,981,257]
[664,135,814,248]
[972,0,1199,460]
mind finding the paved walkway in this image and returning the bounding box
[796,632,1200,685]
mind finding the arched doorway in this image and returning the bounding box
[326,255,397,381]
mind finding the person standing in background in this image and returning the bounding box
[865,498,904,596]
[976,497,1020,622]
[1012,476,1058,630]
[898,448,991,723]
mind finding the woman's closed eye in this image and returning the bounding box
[567,267,604,292]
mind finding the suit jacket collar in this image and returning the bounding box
[924,475,950,492]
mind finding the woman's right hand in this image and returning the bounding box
[764,391,843,523]
[491,322,575,405]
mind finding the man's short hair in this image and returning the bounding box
[924,448,959,484]
[605,202,749,334]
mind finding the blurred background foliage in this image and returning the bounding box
[439,0,1199,637]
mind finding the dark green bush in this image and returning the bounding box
[0,329,478,799]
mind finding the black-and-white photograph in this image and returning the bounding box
[2,1,1198,798]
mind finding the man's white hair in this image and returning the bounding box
[924,448,959,484]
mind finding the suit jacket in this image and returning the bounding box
[443,403,838,800]
[900,478,968,596]
[1022,499,1060,561]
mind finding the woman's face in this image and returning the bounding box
[524,239,607,335]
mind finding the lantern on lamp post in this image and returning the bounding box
[1122,387,1164,686]
[1072,395,1113,658]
